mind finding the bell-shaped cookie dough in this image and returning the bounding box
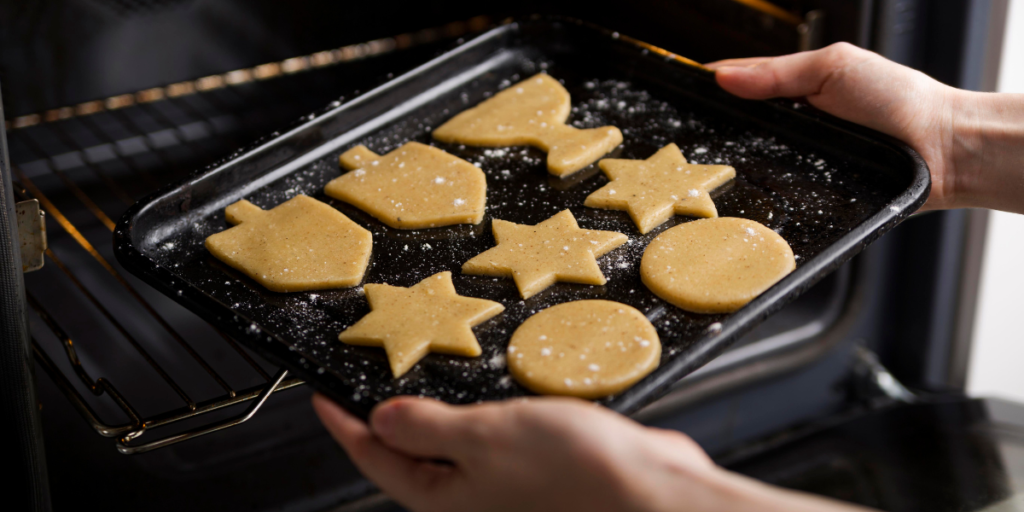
[507,300,661,399]
[433,74,623,177]
[326,142,487,229]
[462,210,627,299]
[641,217,795,313]
[585,143,735,234]
[205,195,372,293]
[339,271,505,377]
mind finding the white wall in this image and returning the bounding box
[966,0,1024,402]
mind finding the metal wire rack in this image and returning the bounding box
[8,16,490,454]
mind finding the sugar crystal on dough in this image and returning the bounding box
[507,300,660,399]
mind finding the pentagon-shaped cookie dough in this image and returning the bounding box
[507,300,661,399]
[339,271,504,377]
[641,217,795,314]
[326,142,487,229]
[585,143,735,234]
[433,74,623,177]
[462,210,627,299]
[205,195,372,293]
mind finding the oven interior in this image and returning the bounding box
[1,1,1017,511]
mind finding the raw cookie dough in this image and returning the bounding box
[585,143,735,234]
[507,300,661,399]
[641,217,795,314]
[326,142,487,229]
[432,74,623,177]
[462,210,627,299]
[339,271,504,377]
[205,195,372,292]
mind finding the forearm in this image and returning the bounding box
[951,90,1024,214]
[715,470,873,512]
[649,464,873,512]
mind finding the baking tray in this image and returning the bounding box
[115,17,929,418]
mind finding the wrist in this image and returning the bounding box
[949,89,1024,213]
[694,469,873,512]
[633,449,871,512]
[643,464,748,512]
[639,460,798,512]
[686,468,790,512]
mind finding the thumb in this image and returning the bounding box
[713,42,871,100]
[370,396,485,461]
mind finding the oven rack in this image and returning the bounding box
[8,16,491,454]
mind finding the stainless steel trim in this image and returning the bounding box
[4,16,491,132]
[949,208,989,389]
[116,369,291,455]
[798,10,826,51]
[15,199,45,272]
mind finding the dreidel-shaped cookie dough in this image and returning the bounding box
[462,210,628,299]
[326,142,487,229]
[205,195,372,292]
[339,271,504,377]
[433,74,623,177]
[585,143,736,234]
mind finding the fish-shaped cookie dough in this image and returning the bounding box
[433,74,622,177]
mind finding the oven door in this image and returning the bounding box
[727,397,1024,511]
[0,1,1010,511]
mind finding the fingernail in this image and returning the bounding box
[714,65,742,73]
[371,403,397,438]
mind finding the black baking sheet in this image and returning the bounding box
[115,17,929,418]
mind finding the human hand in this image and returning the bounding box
[313,394,872,512]
[706,43,1024,213]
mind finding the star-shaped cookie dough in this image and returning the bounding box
[339,271,504,377]
[584,143,735,234]
[462,210,627,299]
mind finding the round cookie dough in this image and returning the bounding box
[507,300,661,399]
[641,217,795,314]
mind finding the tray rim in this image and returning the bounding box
[113,15,931,418]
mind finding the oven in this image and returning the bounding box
[1,1,1020,511]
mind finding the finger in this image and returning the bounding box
[312,394,450,504]
[713,43,870,100]
[312,393,417,473]
[645,428,713,465]
[704,57,773,70]
[371,396,484,460]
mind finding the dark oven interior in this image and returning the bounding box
[0,1,1009,511]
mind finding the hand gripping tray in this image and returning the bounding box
[115,18,929,418]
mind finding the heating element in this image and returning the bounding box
[8,16,491,454]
